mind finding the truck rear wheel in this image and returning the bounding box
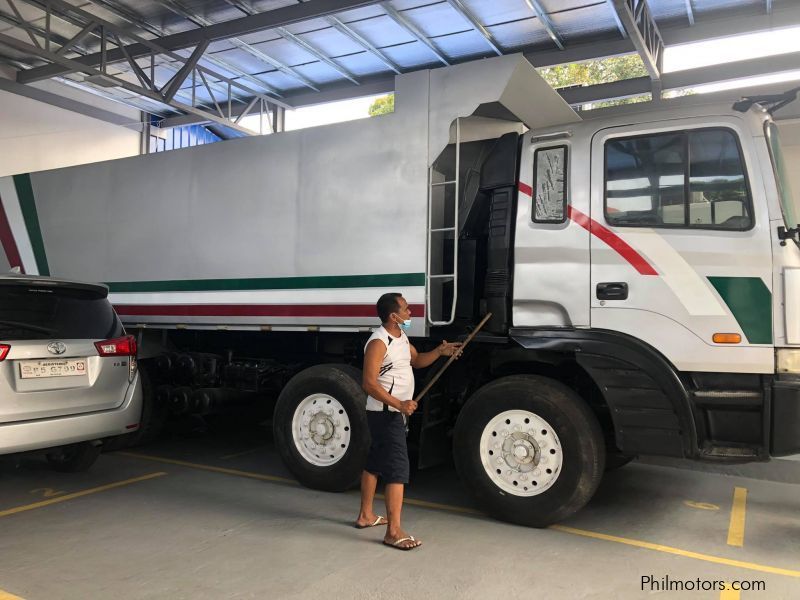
[453,375,605,527]
[273,364,368,492]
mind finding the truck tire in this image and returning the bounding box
[46,442,101,472]
[273,364,368,492]
[453,375,605,527]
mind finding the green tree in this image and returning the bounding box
[538,54,647,89]
[368,94,395,116]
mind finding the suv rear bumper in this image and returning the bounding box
[0,372,142,455]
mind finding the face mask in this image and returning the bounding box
[394,315,412,331]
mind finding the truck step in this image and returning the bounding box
[700,445,760,459]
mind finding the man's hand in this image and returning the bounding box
[438,341,463,358]
[398,400,418,416]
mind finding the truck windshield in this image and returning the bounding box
[765,121,798,229]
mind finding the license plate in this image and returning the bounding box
[19,358,87,379]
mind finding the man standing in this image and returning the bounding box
[354,292,461,550]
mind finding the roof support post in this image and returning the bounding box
[611,0,664,98]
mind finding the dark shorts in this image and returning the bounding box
[365,410,410,484]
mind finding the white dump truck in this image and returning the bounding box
[1,54,798,526]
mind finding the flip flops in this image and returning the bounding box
[383,536,421,551]
[354,515,388,529]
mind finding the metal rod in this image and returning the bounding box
[413,312,492,403]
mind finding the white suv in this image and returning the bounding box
[0,274,142,471]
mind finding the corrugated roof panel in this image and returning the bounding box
[649,0,692,24]
[549,5,622,42]
[380,40,444,68]
[457,0,535,25]
[254,70,304,91]
[390,0,446,11]
[398,3,471,38]
[335,5,388,24]
[290,60,347,86]
[344,14,419,48]
[333,50,397,76]
[240,37,321,68]
[434,30,500,60]
[693,0,762,16]
[281,18,333,36]
[288,26,369,58]
[487,17,553,50]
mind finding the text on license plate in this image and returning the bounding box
[19,359,87,379]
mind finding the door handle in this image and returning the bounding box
[597,282,628,300]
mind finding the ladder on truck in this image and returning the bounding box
[426,118,461,326]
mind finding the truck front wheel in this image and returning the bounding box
[453,375,605,527]
[273,364,369,492]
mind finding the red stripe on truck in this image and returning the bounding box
[114,304,426,318]
[516,182,657,276]
[0,193,24,273]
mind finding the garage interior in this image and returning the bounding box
[2,1,800,599]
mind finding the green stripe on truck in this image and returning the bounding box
[707,276,772,345]
[106,273,427,293]
[12,173,49,276]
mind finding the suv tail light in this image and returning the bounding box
[95,335,138,382]
[95,335,137,357]
[0,344,9,361]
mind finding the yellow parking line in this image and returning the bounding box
[552,524,800,578]
[117,453,800,579]
[0,589,25,600]
[119,452,298,485]
[720,583,741,599]
[220,446,267,460]
[727,487,748,547]
[0,472,166,519]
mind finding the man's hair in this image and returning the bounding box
[376,292,402,323]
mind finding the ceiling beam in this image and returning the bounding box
[17,0,384,83]
[445,0,503,56]
[685,0,695,26]
[610,0,663,82]
[326,14,403,75]
[381,2,450,66]
[522,0,564,50]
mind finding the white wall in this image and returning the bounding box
[0,87,140,177]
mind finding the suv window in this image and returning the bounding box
[0,283,122,341]
[605,128,752,230]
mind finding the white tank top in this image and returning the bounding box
[364,326,414,412]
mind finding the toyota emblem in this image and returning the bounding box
[47,341,67,355]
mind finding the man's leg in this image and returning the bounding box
[356,470,385,527]
[384,482,421,549]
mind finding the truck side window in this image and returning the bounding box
[605,128,752,230]
[533,145,568,223]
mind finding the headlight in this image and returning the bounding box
[776,348,800,373]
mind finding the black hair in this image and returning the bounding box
[376,292,402,323]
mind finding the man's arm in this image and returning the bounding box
[410,341,462,370]
[362,339,417,416]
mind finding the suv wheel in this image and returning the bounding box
[46,442,101,472]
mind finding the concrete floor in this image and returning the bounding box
[1,424,799,600]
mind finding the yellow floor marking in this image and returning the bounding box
[727,487,748,547]
[684,500,719,511]
[220,446,267,460]
[720,583,741,599]
[552,524,800,578]
[0,472,166,519]
[119,452,298,485]
[0,589,25,600]
[117,453,800,579]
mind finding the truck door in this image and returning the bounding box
[589,118,774,374]
[514,135,590,328]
